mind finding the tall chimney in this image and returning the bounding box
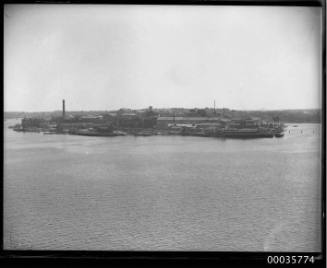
[62,99,66,118]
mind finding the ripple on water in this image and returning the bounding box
[3,122,322,251]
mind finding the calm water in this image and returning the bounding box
[4,119,321,251]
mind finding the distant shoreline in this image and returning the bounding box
[4,117,321,124]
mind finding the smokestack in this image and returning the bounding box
[62,99,65,118]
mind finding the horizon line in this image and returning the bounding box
[4,107,322,113]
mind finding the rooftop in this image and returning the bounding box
[157,117,227,121]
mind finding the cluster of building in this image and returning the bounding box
[12,100,284,138]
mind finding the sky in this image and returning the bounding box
[4,5,322,112]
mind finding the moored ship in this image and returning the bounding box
[70,128,127,137]
[218,128,275,138]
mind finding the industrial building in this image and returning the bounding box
[156,117,224,129]
[229,118,262,129]
[13,99,284,138]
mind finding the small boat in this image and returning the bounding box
[13,127,24,132]
[112,130,127,136]
[275,132,284,138]
[134,133,152,136]
[134,129,156,136]
[72,129,127,137]
[43,131,58,135]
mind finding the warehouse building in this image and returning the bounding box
[156,117,224,129]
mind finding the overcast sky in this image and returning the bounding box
[4,5,322,112]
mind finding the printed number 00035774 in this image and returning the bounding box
[267,256,315,264]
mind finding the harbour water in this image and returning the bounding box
[4,119,321,251]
